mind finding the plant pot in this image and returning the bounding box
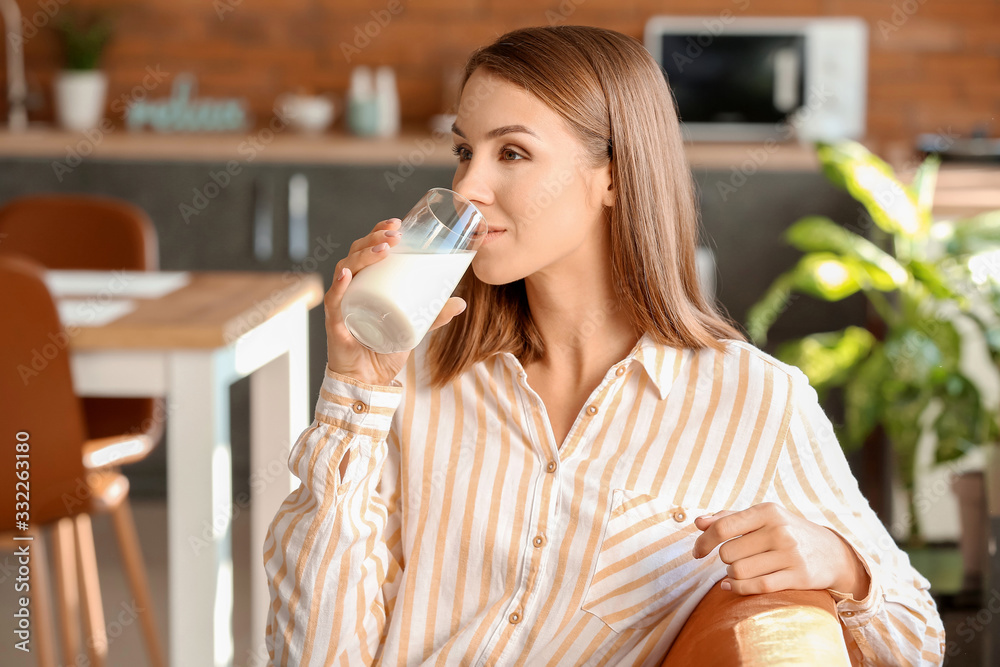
[54,70,108,132]
[987,444,1000,518]
[986,445,1000,666]
[951,469,986,593]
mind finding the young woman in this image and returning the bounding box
[264,25,945,666]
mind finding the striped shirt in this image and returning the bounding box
[264,332,945,665]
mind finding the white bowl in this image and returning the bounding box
[276,94,335,134]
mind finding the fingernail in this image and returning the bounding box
[385,230,401,237]
[457,301,467,313]
[372,243,388,252]
[337,268,347,281]
[720,580,732,591]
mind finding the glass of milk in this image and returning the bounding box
[341,187,487,354]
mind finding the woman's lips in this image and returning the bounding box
[481,230,506,245]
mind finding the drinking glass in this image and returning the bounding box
[341,187,487,354]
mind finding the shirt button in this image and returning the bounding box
[533,535,545,548]
[546,460,557,473]
[842,610,855,618]
[509,611,521,624]
[352,400,367,414]
[672,510,686,522]
[586,405,598,416]
[615,366,625,377]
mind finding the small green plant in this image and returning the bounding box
[747,140,1000,544]
[54,10,114,71]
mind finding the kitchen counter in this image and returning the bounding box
[2,128,996,219]
[0,127,822,170]
[899,163,1000,219]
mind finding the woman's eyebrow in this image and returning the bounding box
[451,124,540,140]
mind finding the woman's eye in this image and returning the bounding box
[452,145,523,162]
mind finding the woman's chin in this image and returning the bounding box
[471,259,521,286]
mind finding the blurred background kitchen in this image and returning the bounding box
[1,0,999,666]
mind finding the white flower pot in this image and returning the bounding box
[54,70,108,132]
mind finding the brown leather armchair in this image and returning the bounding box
[661,580,853,666]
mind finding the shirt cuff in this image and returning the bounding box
[315,366,404,440]
[825,535,882,625]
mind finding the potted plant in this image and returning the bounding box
[746,141,1000,573]
[52,9,113,132]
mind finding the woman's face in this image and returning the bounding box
[452,67,614,286]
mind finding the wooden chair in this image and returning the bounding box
[0,253,166,667]
[660,579,853,666]
[0,194,165,447]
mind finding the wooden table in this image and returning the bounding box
[64,270,324,667]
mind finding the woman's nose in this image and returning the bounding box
[452,161,494,208]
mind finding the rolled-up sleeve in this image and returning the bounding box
[263,366,405,665]
[765,366,946,665]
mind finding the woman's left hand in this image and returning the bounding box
[692,501,871,599]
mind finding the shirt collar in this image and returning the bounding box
[631,331,685,401]
[499,330,684,401]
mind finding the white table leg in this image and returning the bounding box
[248,304,307,663]
[167,350,236,667]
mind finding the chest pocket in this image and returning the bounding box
[581,488,726,633]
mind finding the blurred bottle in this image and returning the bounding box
[374,66,400,138]
[347,66,378,137]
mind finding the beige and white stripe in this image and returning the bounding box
[263,332,945,665]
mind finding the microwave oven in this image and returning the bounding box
[644,16,868,142]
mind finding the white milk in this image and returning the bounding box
[342,250,475,353]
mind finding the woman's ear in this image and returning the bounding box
[602,170,615,208]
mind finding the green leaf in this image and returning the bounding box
[817,141,897,185]
[918,313,963,372]
[908,153,940,215]
[789,253,864,301]
[932,374,993,464]
[746,251,888,345]
[908,260,961,300]
[784,215,909,290]
[746,274,794,345]
[882,387,931,491]
[816,141,926,239]
[843,346,889,451]
[947,211,1000,256]
[774,326,875,397]
[883,328,946,386]
[55,10,114,70]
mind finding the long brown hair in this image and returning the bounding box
[427,25,747,388]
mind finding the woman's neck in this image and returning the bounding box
[522,277,640,383]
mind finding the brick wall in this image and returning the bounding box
[4,0,999,153]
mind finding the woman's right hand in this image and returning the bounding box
[325,217,468,387]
